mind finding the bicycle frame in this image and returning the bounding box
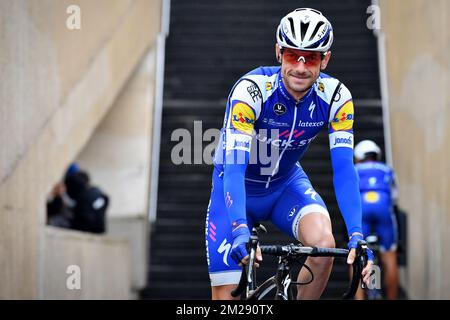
[248,254,307,300]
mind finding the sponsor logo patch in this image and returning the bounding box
[318,82,325,92]
[329,132,354,149]
[263,118,290,127]
[231,102,255,134]
[247,83,262,102]
[288,205,300,221]
[273,103,287,116]
[331,100,354,131]
[333,136,353,146]
[299,120,325,127]
[364,191,380,203]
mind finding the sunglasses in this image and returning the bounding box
[281,48,324,67]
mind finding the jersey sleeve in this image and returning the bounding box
[223,79,263,228]
[390,168,399,203]
[328,84,362,236]
[328,83,354,149]
[224,79,262,154]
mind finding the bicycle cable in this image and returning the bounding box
[290,263,314,286]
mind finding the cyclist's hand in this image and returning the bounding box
[347,233,375,287]
[240,245,263,268]
[230,224,251,265]
[361,259,374,286]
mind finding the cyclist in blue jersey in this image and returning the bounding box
[205,8,373,300]
[354,140,399,299]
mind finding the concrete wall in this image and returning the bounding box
[380,0,450,299]
[77,50,157,295]
[0,0,161,298]
[77,50,155,220]
[42,227,130,299]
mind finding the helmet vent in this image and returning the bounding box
[287,17,296,39]
[321,34,331,48]
[300,21,309,40]
[309,21,325,41]
[277,28,283,41]
[306,41,319,49]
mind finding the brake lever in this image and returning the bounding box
[342,240,368,299]
[358,240,369,289]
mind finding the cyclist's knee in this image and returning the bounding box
[211,284,240,300]
[302,230,335,249]
[317,233,336,249]
[297,212,333,247]
[306,233,335,267]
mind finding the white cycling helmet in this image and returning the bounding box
[276,8,334,52]
[354,140,382,161]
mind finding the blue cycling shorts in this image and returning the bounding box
[361,191,398,252]
[205,166,329,286]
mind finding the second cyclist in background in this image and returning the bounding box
[354,140,399,299]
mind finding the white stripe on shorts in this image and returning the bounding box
[210,270,242,286]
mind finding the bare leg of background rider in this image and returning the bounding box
[380,251,398,299]
[296,212,335,300]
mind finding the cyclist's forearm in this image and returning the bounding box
[331,147,363,236]
[223,149,249,228]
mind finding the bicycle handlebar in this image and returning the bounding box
[231,238,369,299]
[260,245,349,257]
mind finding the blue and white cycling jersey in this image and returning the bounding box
[355,161,398,251]
[213,66,354,182]
[355,161,397,196]
[212,66,361,235]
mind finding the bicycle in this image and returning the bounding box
[231,223,370,300]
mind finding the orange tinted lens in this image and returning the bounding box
[282,49,321,67]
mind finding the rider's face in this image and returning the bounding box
[276,45,331,99]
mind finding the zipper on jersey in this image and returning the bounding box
[265,103,299,188]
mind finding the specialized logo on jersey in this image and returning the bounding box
[364,191,380,203]
[273,103,286,116]
[331,100,354,131]
[225,192,233,208]
[305,188,317,201]
[265,82,273,91]
[231,102,255,135]
[217,239,231,266]
[308,101,316,119]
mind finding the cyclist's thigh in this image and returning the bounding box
[270,174,329,240]
[205,169,243,286]
[246,188,283,222]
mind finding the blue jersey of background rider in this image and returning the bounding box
[355,161,398,251]
[213,66,362,243]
